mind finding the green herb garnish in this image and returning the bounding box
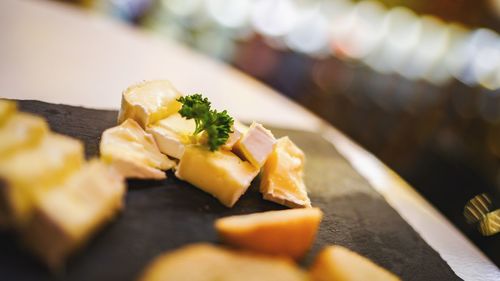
[177,94,233,151]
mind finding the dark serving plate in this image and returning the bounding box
[0,100,460,281]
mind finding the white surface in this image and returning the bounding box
[0,0,320,132]
[0,0,498,280]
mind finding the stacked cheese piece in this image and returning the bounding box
[0,99,126,269]
[101,80,311,208]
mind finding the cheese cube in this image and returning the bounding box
[221,120,247,150]
[117,80,182,128]
[0,113,48,159]
[147,113,196,159]
[175,145,259,207]
[0,133,84,225]
[310,246,401,281]
[260,137,311,208]
[0,99,16,125]
[233,122,276,168]
[23,160,126,269]
[100,119,175,180]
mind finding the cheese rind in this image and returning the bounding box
[139,244,309,281]
[100,119,174,180]
[23,160,126,269]
[260,137,311,208]
[0,133,84,225]
[233,122,276,168]
[147,113,196,159]
[175,145,259,207]
[215,208,322,259]
[310,246,401,281]
[0,113,49,159]
[117,80,182,128]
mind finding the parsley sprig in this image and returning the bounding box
[177,94,234,151]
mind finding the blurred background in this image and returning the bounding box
[56,0,499,264]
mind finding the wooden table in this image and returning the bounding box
[0,0,498,280]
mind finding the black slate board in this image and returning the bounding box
[0,100,460,281]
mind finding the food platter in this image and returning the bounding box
[0,100,460,281]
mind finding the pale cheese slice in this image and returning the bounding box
[221,120,247,150]
[149,115,247,158]
[233,122,276,168]
[260,137,311,208]
[117,80,182,128]
[147,113,196,159]
[100,119,175,180]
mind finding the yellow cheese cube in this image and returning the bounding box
[117,80,182,128]
[233,122,276,168]
[147,113,196,159]
[175,145,259,207]
[139,244,309,281]
[260,137,311,208]
[100,119,175,180]
[310,246,401,281]
[0,113,48,159]
[23,160,126,269]
[0,99,16,125]
[0,133,84,225]
[215,208,323,259]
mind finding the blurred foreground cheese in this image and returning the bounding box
[0,113,48,159]
[233,122,276,168]
[139,244,309,281]
[260,137,311,208]
[23,160,126,269]
[310,245,400,281]
[147,113,196,159]
[0,134,84,225]
[175,145,259,207]
[0,99,16,125]
[215,208,322,259]
[118,80,182,128]
[100,119,175,180]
